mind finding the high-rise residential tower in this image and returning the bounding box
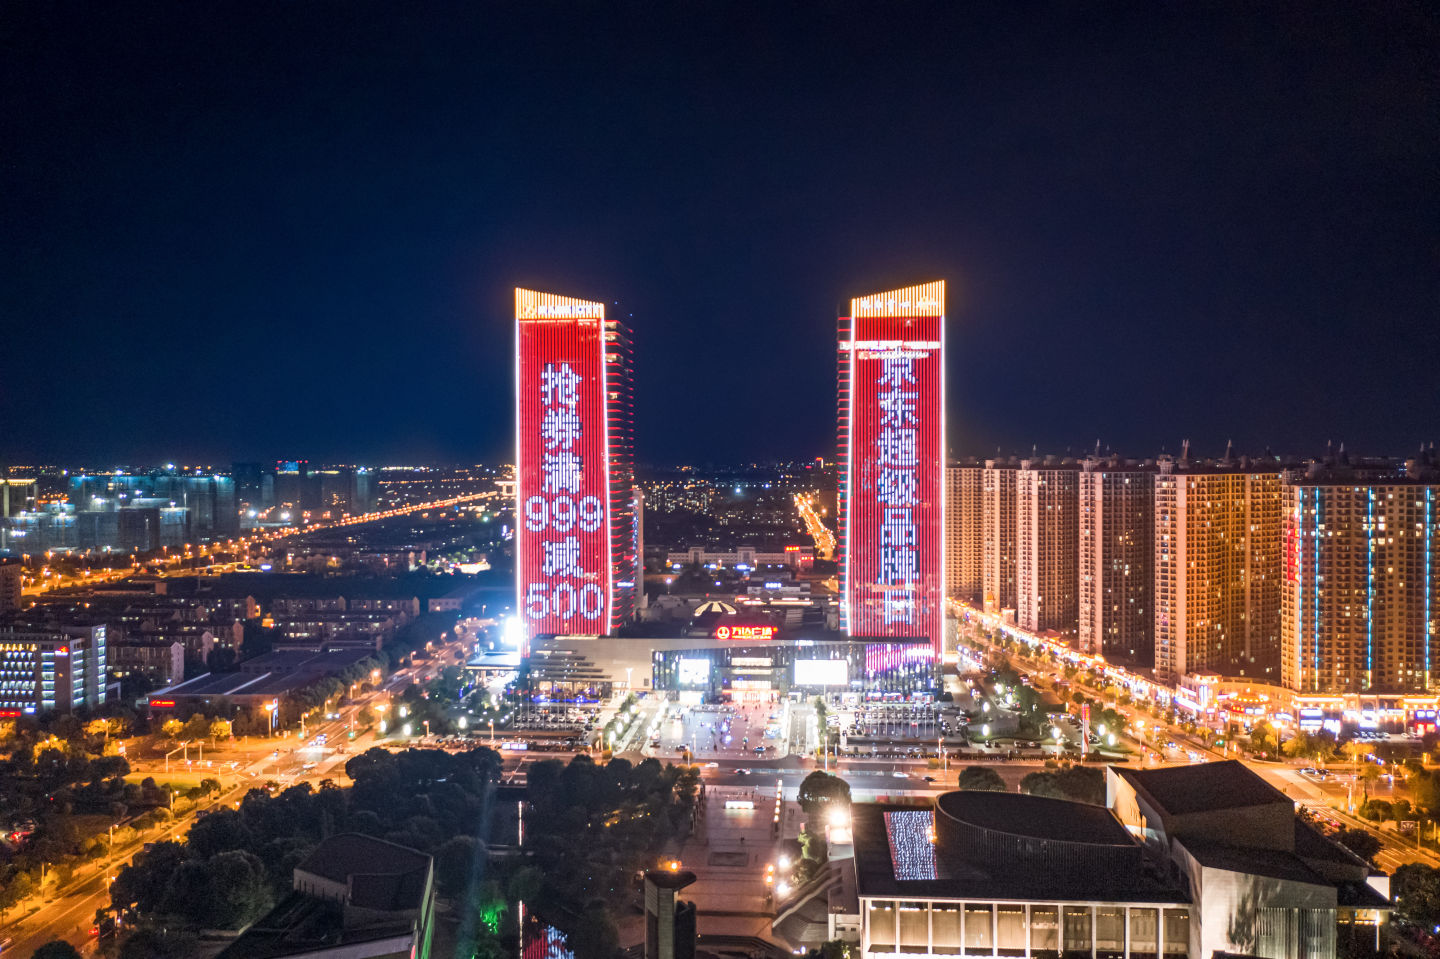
[1153,456,1283,682]
[1015,458,1080,635]
[515,288,637,642]
[1078,458,1155,665]
[981,458,1019,615]
[945,462,983,603]
[837,282,945,655]
[1282,461,1439,694]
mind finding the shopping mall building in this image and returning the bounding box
[517,629,937,704]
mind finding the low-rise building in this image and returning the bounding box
[218,833,435,959]
[1109,761,1388,957]
[841,761,1387,959]
[108,638,185,687]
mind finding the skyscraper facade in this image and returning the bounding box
[945,462,983,603]
[981,459,1019,615]
[1015,459,1079,635]
[1153,459,1283,682]
[837,282,945,654]
[515,288,637,642]
[1281,463,1439,694]
[1078,459,1154,665]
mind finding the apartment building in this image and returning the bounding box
[1281,461,1439,694]
[1153,456,1283,682]
[945,463,984,603]
[1078,458,1154,665]
[981,459,1019,615]
[1016,459,1079,635]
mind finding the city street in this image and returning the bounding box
[0,626,478,956]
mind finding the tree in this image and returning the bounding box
[1247,721,1279,757]
[163,849,273,929]
[31,941,83,959]
[1332,827,1382,866]
[1392,863,1440,930]
[1360,799,1393,823]
[797,771,851,815]
[181,714,212,741]
[434,835,480,897]
[1282,730,1337,765]
[208,718,232,743]
[160,718,182,739]
[1054,765,1106,805]
[1019,771,1063,798]
[1412,769,1440,819]
[956,766,1006,792]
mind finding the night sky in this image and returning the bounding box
[3,3,1436,467]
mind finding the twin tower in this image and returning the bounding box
[514,282,947,655]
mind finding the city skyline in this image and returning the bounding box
[4,4,1437,465]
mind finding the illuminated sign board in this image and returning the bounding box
[715,624,776,641]
[794,659,848,686]
[841,282,945,654]
[516,288,611,641]
[677,658,710,685]
[149,699,176,708]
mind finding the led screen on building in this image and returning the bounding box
[794,658,848,687]
[840,282,945,653]
[677,658,711,686]
[516,289,612,641]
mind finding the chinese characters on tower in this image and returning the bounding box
[839,282,945,656]
[516,290,613,641]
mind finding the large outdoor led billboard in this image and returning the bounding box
[794,658,848,687]
[516,289,613,641]
[839,282,945,654]
[677,658,711,686]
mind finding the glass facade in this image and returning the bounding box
[861,900,1191,959]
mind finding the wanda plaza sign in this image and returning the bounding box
[714,625,777,641]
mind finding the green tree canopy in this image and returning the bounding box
[1333,827,1381,866]
[31,941,84,959]
[1019,772,1063,798]
[798,771,851,815]
[956,766,1006,792]
[1392,863,1440,930]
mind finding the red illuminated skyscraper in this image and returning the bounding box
[837,282,946,655]
[515,288,636,642]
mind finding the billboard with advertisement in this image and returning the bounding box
[794,658,848,687]
[839,282,945,653]
[516,289,612,641]
[677,658,711,686]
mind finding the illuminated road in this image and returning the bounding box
[0,629,480,956]
[19,492,496,598]
[950,601,1440,873]
[793,492,835,562]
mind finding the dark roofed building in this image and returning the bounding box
[850,792,1190,958]
[146,647,376,716]
[841,764,1390,959]
[218,833,434,959]
[1108,763,1389,958]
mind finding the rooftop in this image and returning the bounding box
[296,833,431,912]
[215,892,416,959]
[1117,760,1289,816]
[852,802,1186,905]
[935,790,1131,846]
